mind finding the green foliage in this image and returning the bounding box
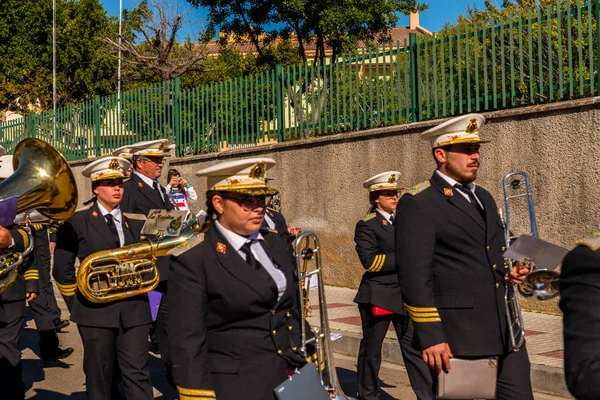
[0,0,115,112]
[185,0,427,65]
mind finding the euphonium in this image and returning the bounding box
[77,217,202,304]
[0,138,78,293]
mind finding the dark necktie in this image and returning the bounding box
[454,184,485,219]
[240,240,277,295]
[153,181,166,206]
[389,215,395,226]
[104,214,121,248]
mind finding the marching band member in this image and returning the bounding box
[560,233,600,400]
[0,155,73,365]
[168,158,306,400]
[0,147,42,399]
[354,171,433,400]
[112,145,134,176]
[120,139,173,377]
[395,114,533,399]
[53,157,153,400]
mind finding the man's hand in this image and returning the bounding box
[507,261,530,284]
[49,241,56,255]
[288,226,302,238]
[0,226,12,249]
[26,292,38,302]
[422,342,453,373]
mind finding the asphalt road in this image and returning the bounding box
[21,303,570,399]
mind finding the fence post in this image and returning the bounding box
[275,64,285,142]
[29,113,37,138]
[173,77,183,157]
[94,95,101,157]
[596,0,600,95]
[409,33,420,122]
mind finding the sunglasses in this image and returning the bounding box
[222,194,272,210]
[378,190,400,198]
[142,156,165,165]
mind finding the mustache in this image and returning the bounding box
[467,161,480,167]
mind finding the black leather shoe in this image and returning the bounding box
[43,347,74,365]
[54,319,70,332]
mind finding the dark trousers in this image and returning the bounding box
[357,304,435,400]
[78,323,153,400]
[29,230,61,332]
[0,300,26,400]
[155,281,172,385]
[495,345,533,400]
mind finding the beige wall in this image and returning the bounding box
[68,97,600,291]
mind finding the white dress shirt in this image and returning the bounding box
[134,171,165,202]
[375,209,394,224]
[97,202,125,247]
[435,170,484,209]
[215,220,287,300]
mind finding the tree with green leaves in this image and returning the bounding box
[185,0,427,66]
[0,0,115,113]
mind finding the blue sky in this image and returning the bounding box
[100,0,500,39]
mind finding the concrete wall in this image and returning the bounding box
[68,97,600,292]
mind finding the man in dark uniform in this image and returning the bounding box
[395,114,533,399]
[560,233,600,400]
[119,139,173,375]
[27,219,73,363]
[53,156,154,399]
[0,223,40,400]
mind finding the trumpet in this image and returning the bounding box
[0,138,78,293]
[77,217,202,304]
[294,232,355,400]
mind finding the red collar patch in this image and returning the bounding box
[91,211,98,218]
[216,242,227,254]
[138,182,144,188]
[443,188,453,197]
[382,219,388,226]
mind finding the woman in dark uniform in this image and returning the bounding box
[168,157,306,400]
[354,171,433,400]
[53,156,153,400]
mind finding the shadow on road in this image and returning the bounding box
[337,366,397,400]
[24,389,86,399]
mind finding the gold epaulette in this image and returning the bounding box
[403,180,431,196]
[361,213,376,222]
[177,386,216,400]
[575,232,600,250]
[76,204,92,212]
[266,227,278,234]
[169,233,205,257]
[123,213,146,221]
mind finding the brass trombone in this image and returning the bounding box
[295,232,355,400]
[501,170,538,351]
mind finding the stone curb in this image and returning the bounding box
[331,330,572,399]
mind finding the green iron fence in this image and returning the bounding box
[0,0,597,160]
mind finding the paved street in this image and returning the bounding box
[21,284,571,399]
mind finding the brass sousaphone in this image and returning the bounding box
[0,138,78,292]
